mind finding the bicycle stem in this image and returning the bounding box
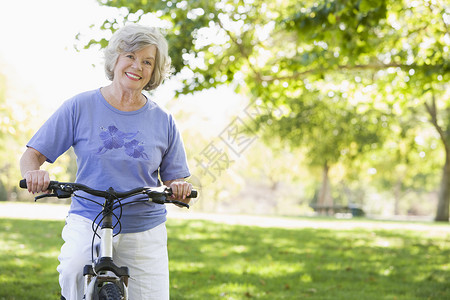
[100,191,116,259]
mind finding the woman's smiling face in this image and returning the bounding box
[113,44,157,92]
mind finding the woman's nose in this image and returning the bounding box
[133,60,142,70]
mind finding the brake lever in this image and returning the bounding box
[34,187,73,201]
[34,193,57,201]
[166,200,190,209]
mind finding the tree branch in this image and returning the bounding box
[216,19,263,78]
[258,62,437,82]
[424,92,450,154]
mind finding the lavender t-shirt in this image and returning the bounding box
[27,89,190,233]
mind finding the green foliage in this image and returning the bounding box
[84,0,450,217]
[0,67,79,201]
[1,216,449,299]
[0,74,28,200]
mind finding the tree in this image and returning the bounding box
[363,113,442,215]
[0,66,77,201]
[87,0,450,220]
[0,73,9,200]
[0,73,28,200]
[253,0,449,218]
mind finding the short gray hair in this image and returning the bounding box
[104,24,172,91]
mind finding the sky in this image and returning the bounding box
[0,0,114,109]
[0,0,245,130]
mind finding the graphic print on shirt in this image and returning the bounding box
[97,125,149,160]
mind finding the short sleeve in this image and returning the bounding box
[27,99,75,163]
[159,115,191,182]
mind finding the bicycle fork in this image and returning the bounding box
[84,194,130,300]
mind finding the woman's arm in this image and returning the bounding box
[20,147,50,194]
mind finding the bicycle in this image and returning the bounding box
[19,179,197,300]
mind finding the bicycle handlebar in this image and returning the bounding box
[19,179,197,207]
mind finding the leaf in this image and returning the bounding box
[327,13,337,25]
[359,0,377,14]
[82,0,450,221]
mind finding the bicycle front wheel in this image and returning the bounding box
[98,283,122,300]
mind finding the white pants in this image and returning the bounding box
[57,214,169,300]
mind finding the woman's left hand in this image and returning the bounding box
[168,180,193,204]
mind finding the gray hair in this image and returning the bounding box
[104,24,172,91]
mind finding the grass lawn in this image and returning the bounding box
[0,217,449,299]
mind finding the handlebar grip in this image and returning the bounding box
[166,188,198,198]
[19,179,58,189]
[19,179,27,189]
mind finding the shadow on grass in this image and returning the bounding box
[0,218,64,300]
[167,219,450,300]
[0,218,448,300]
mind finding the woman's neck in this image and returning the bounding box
[101,85,147,112]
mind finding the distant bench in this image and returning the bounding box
[310,204,365,217]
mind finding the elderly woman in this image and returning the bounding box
[20,24,192,300]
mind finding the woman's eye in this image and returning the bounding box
[126,54,134,59]
[144,61,152,66]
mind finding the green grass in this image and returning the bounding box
[0,217,449,299]
[0,219,63,299]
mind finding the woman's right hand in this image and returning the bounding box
[23,170,51,194]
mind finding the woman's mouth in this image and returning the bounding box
[125,72,142,81]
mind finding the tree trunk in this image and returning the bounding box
[435,155,450,221]
[317,162,332,215]
[393,179,402,215]
[424,97,450,222]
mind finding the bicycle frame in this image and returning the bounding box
[19,179,196,300]
[83,193,130,300]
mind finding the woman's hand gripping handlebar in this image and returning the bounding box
[19,179,197,208]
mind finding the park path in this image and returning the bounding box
[1,202,450,234]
